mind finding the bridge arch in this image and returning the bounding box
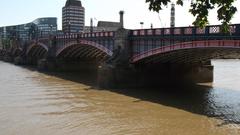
[131,40,240,64]
[56,40,113,61]
[26,42,48,59]
[12,48,23,57]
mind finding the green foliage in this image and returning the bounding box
[146,0,237,33]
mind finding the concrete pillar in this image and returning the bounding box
[169,63,214,84]
[182,65,214,84]
[97,62,214,88]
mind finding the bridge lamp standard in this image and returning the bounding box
[50,25,53,36]
[40,27,42,38]
[140,22,144,29]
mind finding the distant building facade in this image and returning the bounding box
[33,17,57,37]
[84,11,124,33]
[84,21,121,33]
[62,0,85,33]
[0,29,2,49]
[0,17,57,49]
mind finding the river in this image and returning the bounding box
[0,60,240,135]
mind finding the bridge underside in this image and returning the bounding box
[27,45,48,58]
[57,45,110,62]
[134,48,240,65]
[27,45,48,65]
[12,48,23,57]
[127,47,240,86]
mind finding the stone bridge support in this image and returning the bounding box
[98,61,213,88]
[98,28,133,88]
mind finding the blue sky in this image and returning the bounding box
[0,0,239,29]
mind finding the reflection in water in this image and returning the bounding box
[0,60,240,135]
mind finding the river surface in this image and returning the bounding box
[0,60,240,135]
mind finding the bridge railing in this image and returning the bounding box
[55,31,115,40]
[130,24,240,37]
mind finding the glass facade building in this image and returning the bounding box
[0,17,57,49]
[62,0,85,33]
[33,17,57,37]
[0,17,57,41]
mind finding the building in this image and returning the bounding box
[0,17,57,49]
[32,17,57,37]
[0,29,2,49]
[0,17,57,41]
[84,11,124,33]
[84,21,121,33]
[62,0,85,33]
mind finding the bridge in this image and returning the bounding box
[1,24,240,87]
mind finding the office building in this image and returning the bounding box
[62,0,85,33]
[0,17,57,49]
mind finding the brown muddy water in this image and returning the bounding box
[0,60,240,135]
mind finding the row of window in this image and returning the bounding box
[63,17,84,22]
[63,22,84,25]
[63,14,84,18]
[63,18,84,22]
[63,11,84,14]
[63,12,84,15]
[63,7,84,11]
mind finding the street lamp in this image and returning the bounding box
[40,27,42,38]
[140,22,144,29]
[50,24,53,36]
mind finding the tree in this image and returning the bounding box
[146,0,237,32]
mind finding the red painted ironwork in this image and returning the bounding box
[184,28,192,34]
[209,26,220,34]
[56,31,115,39]
[164,29,171,35]
[131,40,240,63]
[140,30,145,36]
[147,30,153,35]
[196,27,205,34]
[56,40,113,57]
[174,28,181,35]
[155,29,161,35]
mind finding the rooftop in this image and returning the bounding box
[97,21,121,28]
[65,0,82,7]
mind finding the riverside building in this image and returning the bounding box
[62,0,85,33]
[0,17,57,49]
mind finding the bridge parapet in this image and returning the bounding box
[130,24,240,37]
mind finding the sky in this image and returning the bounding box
[0,0,240,30]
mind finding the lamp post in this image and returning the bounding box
[40,27,42,38]
[140,22,144,29]
[50,25,53,36]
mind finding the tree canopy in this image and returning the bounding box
[146,0,237,32]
